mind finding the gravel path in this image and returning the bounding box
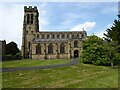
[1,58,79,72]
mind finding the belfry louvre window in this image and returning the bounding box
[48,43,53,54]
[60,43,65,54]
[31,14,33,24]
[36,44,41,54]
[77,34,79,38]
[27,14,30,24]
[74,41,78,47]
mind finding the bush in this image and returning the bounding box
[113,53,120,65]
[2,55,22,61]
[82,35,120,66]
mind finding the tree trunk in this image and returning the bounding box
[110,59,114,69]
[110,53,114,69]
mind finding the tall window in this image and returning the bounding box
[62,34,65,39]
[74,41,78,47]
[28,42,31,50]
[60,43,65,54]
[47,34,50,39]
[57,34,60,38]
[72,34,74,38]
[31,14,33,24]
[48,43,53,54]
[36,44,41,54]
[77,34,79,38]
[52,34,55,39]
[42,34,44,39]
[67,34,70,38]
[82,34,84,38]
[27,14,30,24]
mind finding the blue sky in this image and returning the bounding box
[0,1,119,49]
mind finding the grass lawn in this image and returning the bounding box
[2,59,70,68]
[1,59,118,88]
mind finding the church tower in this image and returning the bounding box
[21,6,39,59]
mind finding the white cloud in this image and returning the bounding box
[94,31,106,38]
[94,23,112,38]
[70,22,96,31]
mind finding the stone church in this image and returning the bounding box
[21,6,87,60]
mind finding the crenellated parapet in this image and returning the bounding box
[24,6,38,13]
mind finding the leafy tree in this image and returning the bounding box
[5,41,20,55]
[82,35,120,66]
[103,18,120,67]
[103,41,120,68]
[104,19,120,44]
[82,35,107,65]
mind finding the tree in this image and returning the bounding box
[104,19,120,44]
[82,35,120,66]
[82,35,108,65]
[103,18,120,68]
[5,41,20,55]
[103,41,120,68]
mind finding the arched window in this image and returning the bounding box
[67,34,70,38]
[48,43,53,54]
[27,14,30,24]
[62,34,65,39]
[72,34,74,38]
[82,34,84,38]
[47,34,50,39]
[57,34,60,38]
[77,34,79,38]
[28,42,31,50]
[31,31,33,34]
[52,34,55,39]
[36,44,41,54]
[74,41,78,47]
[31,14,33,24]
[60,43,65,54]
[42,34,44,39]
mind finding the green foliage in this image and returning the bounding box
[15,52,22,60]
[104,20,120,44]
[6,41,20,55]
[82,35,120,66]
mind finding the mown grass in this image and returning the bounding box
[2,61,118,88]
[2,59,70,68]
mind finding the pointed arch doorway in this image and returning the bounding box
[74,50,79,58]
